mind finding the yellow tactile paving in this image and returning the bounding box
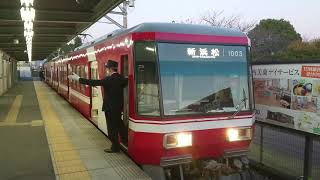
[53,150,80,162]
[59,171,91,180]
[56,159,87,174]
[4,95,23,123]
[34,82,91,179]
[51,142,74,152]
[49,138,71,145]
[56,159,86,167]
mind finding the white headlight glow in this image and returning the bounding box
[227,128,239,141]
[227,128,252,142]
[164,132,192,149]
[176,132,192,147]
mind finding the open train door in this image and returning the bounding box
[87,50,107,136]
[121,55,129,127]
[90,61,99,123]
[120,55,129,147]
[67,64,72,101]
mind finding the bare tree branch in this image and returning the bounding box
[181,10,256,33]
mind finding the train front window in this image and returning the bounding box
[134,42,160,116]
[157,43,250,116]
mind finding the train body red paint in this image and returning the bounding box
[43,23,255,173]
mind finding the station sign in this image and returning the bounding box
[253,63,320,135]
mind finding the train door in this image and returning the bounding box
[0,59,3,95]
[7,61,11,89]
[121,55,129,127]
[121,55,129,147]
[56,67,59,88]
[90,61,106,132]
[50,65,53,84]
[3,60,7,92]
[67,64,72,101]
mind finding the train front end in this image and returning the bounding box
[128,25,254,178]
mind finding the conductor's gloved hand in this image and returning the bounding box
[68,72,80,81]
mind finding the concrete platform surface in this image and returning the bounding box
[0,81,151,180]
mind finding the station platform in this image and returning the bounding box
[0,81,151,180]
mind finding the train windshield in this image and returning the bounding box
[157,43,251,116]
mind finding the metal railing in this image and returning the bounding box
[249,121,320,180]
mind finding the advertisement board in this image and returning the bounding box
[253,63,320,135]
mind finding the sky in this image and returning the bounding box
[82,0,320,42]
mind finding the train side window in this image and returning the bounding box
[73,66,76,88]
[60,66,63,82]
[85,65,88,91]
[68,64,71,85]
[59,67,62,82]
[121,55,128,78]
[77,66,80,90]
[71,66,74,87]
[92,68,97,79]
[64,66,67,83]
[75,66,78,89]
[134,42,160,116]
[90,62,98,80]
[80,65,85,92]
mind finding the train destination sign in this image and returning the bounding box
[157,43,247,61]
[185,46,245,60]
[187,48,220,59]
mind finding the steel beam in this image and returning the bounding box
[0,8,93,24]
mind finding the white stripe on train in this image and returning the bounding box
[129,117,254,133]
[59,83,68,91]
[129,115,254,124]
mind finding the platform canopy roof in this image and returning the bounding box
[0,0,124,61]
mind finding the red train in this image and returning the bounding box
[43,23,255,179]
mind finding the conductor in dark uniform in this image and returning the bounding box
[68,60,127,153]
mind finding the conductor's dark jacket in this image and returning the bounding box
[79,73,127,112]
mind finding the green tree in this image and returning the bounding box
[248,19,302,61]
[278,39,320,60]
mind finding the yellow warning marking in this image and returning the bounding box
[0,122,29,126]
[48,137,71,145]
[4,95,23,123]
[56,159,86,174]
[59,171,91,180]
[34,82,91,179]
[31,120,43,126]
[51,142,74,152]
[53,150,80,162]
[0,120,43,127]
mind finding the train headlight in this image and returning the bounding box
[164,132,192,149]
[227,128,239,141]
[227,128,252,142]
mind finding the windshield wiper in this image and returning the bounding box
[229,88,247,119]
[170,108,193,112]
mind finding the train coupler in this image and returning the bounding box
[201,155,250,178]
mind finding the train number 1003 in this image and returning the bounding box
[228,50,243,57]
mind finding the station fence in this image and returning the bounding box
[249,121,320,180]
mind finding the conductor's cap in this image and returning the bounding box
[105,60,118,68]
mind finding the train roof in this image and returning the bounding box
[75,22,247,51]
[129,22,246,37]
